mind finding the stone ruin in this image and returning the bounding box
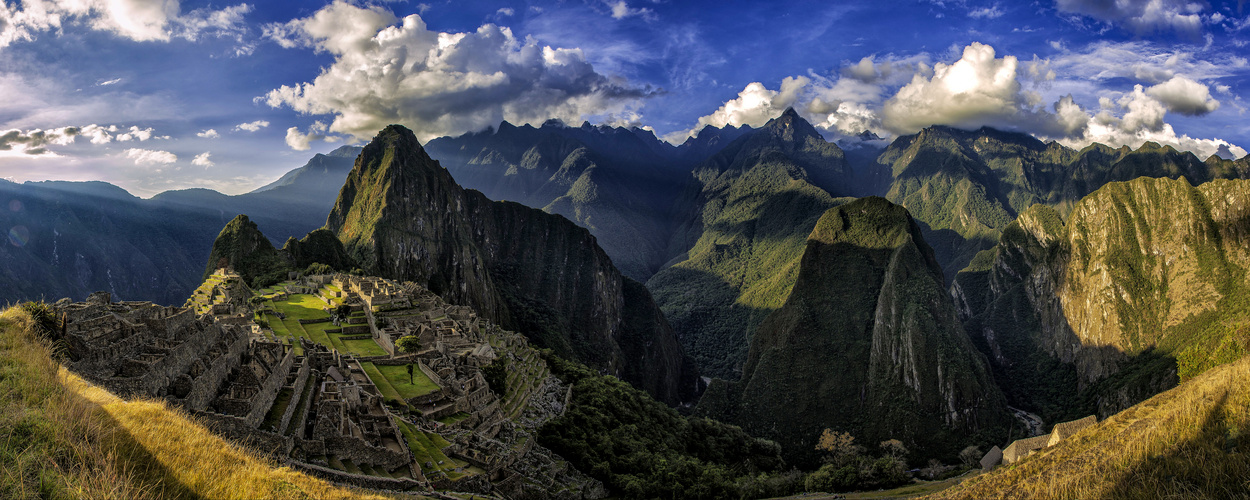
[53,269,604,498]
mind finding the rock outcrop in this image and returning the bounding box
[954,176,1250,418]
[327,125,700,404]
[699,197,1010,466]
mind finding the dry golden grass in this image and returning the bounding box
[926,355,1250,500]
[0,305,412,500]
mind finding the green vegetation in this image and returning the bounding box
[396,421,472,480]
[203,214,293,288]
[361,362,439,401]
[538,352,785,499]
[480,358,507,396]
[699,198,1012,468]
[394,335,421,354]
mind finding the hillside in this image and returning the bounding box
[953,176,1250,422]
[698,197,1012,467]
[327,124,700,405]
[927,353,1250,499]
[646,108,860,379]
[0,148,360,306]
[880,126,1250,279]
[0,304,402,500]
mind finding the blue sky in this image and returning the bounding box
[1,0,1248,196]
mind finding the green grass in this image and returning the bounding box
[360,362,408,405]
[436,412,470,425]
[395,421,471,479]
[371,363,440,399]
[339,337,388,357]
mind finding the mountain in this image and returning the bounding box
[0,148,361,306]
[697,197,1011,467]
[646,108,866,379]
[425,121,699,281]
[879,126,1250,279]
[952,176,1250,421]
[929,353,1250,500]
[326,124,700,404]
[0,179,229,305]
[252,145,362,193]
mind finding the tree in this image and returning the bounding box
[959,445,982,467]
[816,429,864,466]
[407,364,415,384]
[879,439,907,460]
[395,335,422,354]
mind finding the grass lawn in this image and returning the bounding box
[339,337,388,357]
[396,421,471,479]
[372,363,440,399]
[360,362,408,405]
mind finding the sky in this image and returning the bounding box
[1,0,1249,197]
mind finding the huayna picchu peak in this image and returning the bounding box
[328,124,701,405]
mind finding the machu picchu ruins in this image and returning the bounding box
[52,269,605,498]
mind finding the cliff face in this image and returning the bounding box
[700,197,1010,466]
[327,125,700,404]
[954,177,1250,418]
[879,127,1250,279]
[646,109,859,380]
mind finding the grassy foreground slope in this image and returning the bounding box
[0,305,402,500]
[927,354,1250,499]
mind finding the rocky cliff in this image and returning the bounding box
[699,197,1010,466]
[954,176,1250,418]
[880,127,1250,279]
[327,125,700,404]
[646,108,862,380]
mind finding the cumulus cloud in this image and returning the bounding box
[284,121,340,151]
[261,0,655,142]
[234,120,269,132]
[0,127,79,155]
[0,124,165,155]
[663,77,809,142]
[1144,75,1219,115]
[1059,85,1245,159]
[496,8,514,17]
[1056,0,1205,36]
[197,129,219,138]
[880,42,1069,135]
[124,148,177,165]
[672,41,1244,159]
[192,151,214,167]
[0,0,252,48]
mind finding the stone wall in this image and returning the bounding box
[181,329,251,410]
[244,342,299,428]
[287,461,424,491]
[278,359,312,435]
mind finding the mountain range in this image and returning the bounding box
[6,108,1250,493]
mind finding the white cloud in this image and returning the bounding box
[284,121,340,151]
[496,8,514,17]
[124,148,177,165]
[234,120,269,132]
[1058,85,1246,159]
[608,1,653,20]
[97,78,122,86]
[1056,0,1206,36]
[0,126,79,155]
[671,41,1246,159]
[197,128,220,138]
[1144,75,1219,115]
[261,0,654,142]
[880,42,1064,135]
[192,151,214,167]
[1050,41,1244,84]
[664,77,809,142]
[0,0,252,48]
[968,5,1004,19]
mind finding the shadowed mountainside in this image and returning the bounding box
[327,124,700,404]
